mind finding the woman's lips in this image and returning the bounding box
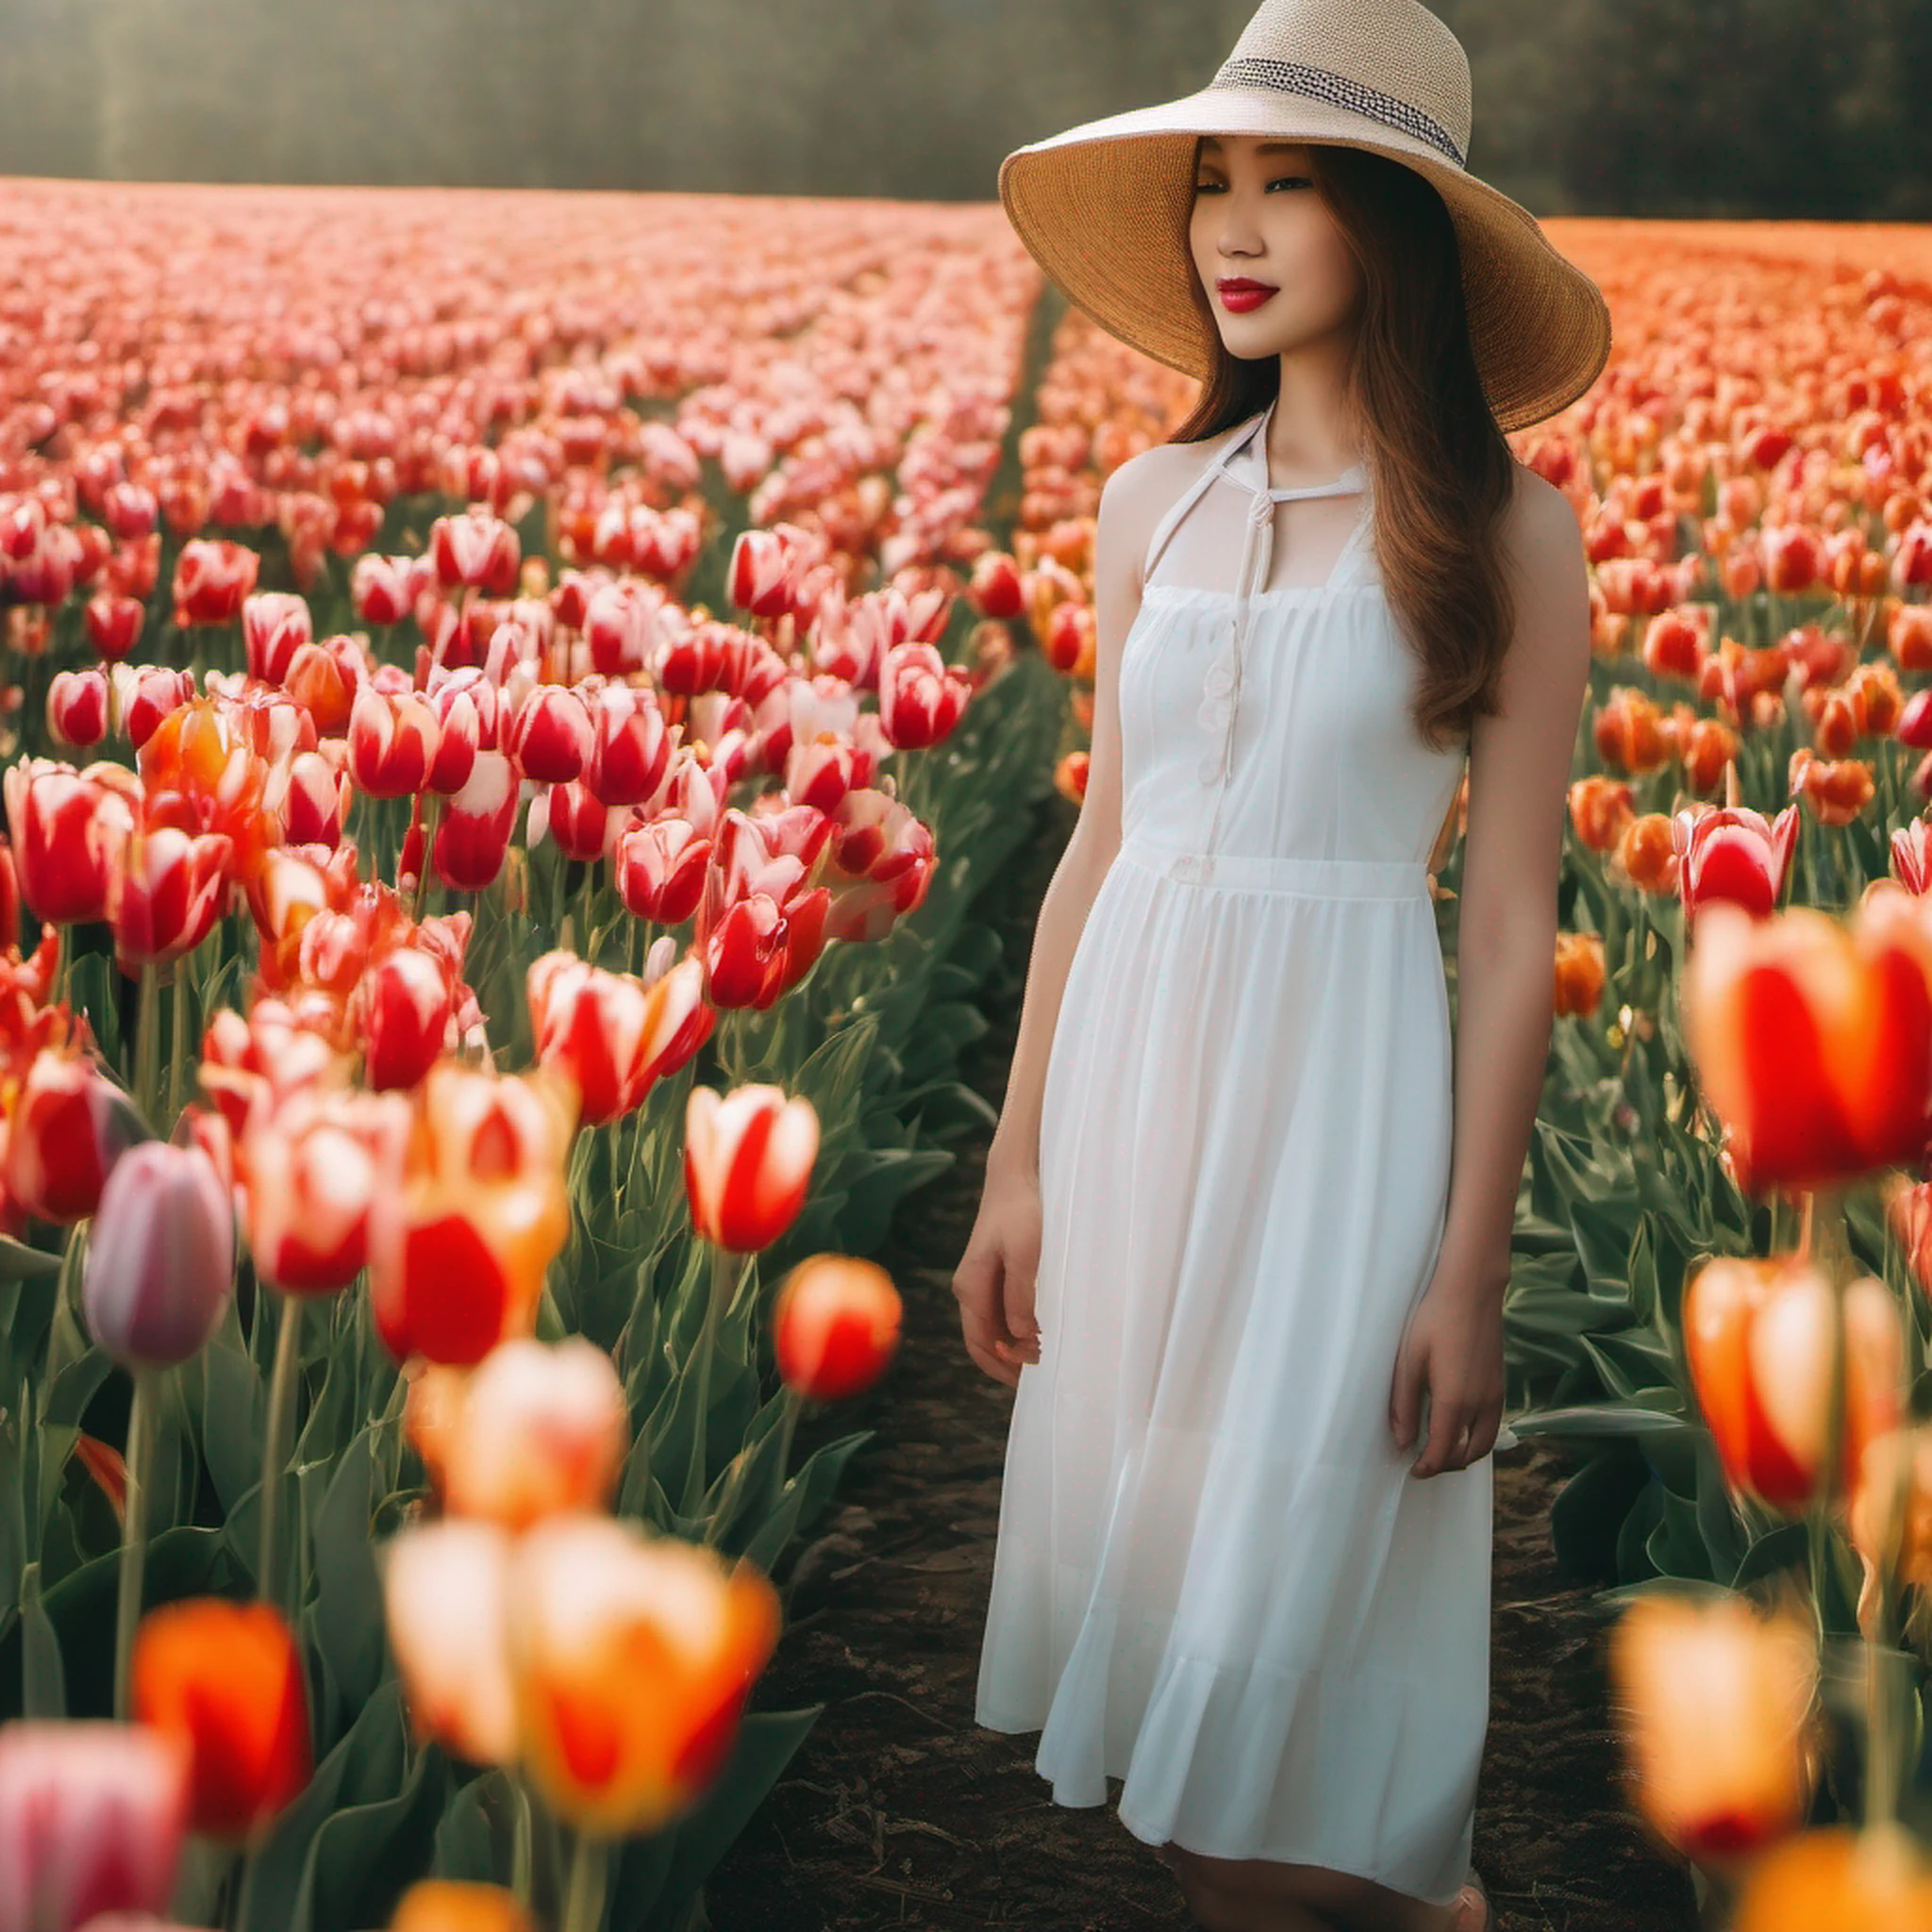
[1216,279,1278,313]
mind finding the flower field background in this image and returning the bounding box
[3,172,1932,1931]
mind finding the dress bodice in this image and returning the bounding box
[1117,401,1469,884]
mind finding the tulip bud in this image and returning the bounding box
[82,1141,235,1368]
[5,1048,142,1224]
[773,1255,902,1401]
[131,1598,312,1841]
[48,668,109,748]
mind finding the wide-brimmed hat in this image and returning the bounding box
[998,0,1611,433]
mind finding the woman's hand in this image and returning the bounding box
[1389,1266,1507,1477]
[953,1153,1043,1389]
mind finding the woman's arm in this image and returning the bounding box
[1392,467,1593,1475]
[985,441,1202,1184]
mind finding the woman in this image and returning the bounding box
[954,3,1611,1929]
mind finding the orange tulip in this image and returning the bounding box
[1567,774,1635,854]
[1731,1823,1932,1932]
[382,1519,519,1766]
[369,1063,574,1366]
[683,1083,818,1253]
[1607,1589,1819,1865]
[507,1515,781,1839]
[1682,1254,1904,1511]
[389,1881,535,1932]
[1608,812,1679,895]
[1680,900,1932,1192]
[773,1255,903,1401]
[1553,932,1607,1019]
[131,1598,311,1840]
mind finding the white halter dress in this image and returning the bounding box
[974,399,1491,1910]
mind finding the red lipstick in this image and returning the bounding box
[1216,277,1278,313]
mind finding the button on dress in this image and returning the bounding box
[974,397,1489,1911]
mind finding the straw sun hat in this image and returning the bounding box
[998,0,1611,433]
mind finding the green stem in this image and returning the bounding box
[509,1770,536,1907]
[1807,1186,1848,1654]
[561,1831,608,1932]
[134,960,161,1128]
[257,1296,305,1607]
[167,956,192,1126]
[113,1367,159,1721]
[679,1245,736,1517]
[229,1843,258,1932]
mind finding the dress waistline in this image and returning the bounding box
[1117,831,1430,901]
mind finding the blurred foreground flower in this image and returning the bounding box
[773,1254,902,1401]
[1608,1589,1819,1864]
[388,1882,534,1932]
[131,1598,311,1840]
[0,1721,187,1931]
[1731,1822,1932,1930]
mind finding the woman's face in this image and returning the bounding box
[1188,135,1363,359]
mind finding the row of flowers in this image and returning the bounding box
[0,184,1059,1930]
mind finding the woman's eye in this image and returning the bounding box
[1193,179,1224,193]
[1268,175,1312,192]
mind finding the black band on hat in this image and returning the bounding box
[1209,56,1468,168]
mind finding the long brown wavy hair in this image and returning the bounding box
[1168,138,1519,755]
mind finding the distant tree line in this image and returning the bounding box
[1,0,1927,218]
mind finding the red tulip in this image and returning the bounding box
[584,685,668,808]
[1674,805,1800,921]
[968,550,1024,621]
[171,538,259,627]
[773,1254,902,1400]
[1683,1253,1905,1510]
[684,1083,817,1252]
[84,590,145,662]
[1681,898,1932,1191]
[525,950,710,1127]
[509,685,591,786]
[368,1064,575,1366]
[4,1048,142,1223]
[361,948,456,1092]
[0,1721,189,1929]
[613,816,710,925]
[242,1087,405,1295]
[728,528,800,618]
[350,553,417,628]
[132,1598,311,1840]
[430,508,520,595]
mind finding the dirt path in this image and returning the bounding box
[708,798,1703,1932]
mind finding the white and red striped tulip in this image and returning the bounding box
[613,816,710,926]
[526,950,710,1126]
[433,753,520,892]
[350,553,418,627]
[430,508,521,595]
[347,687,441,800]
[108,824,234,973]
[684,1082,818,1253]
[585,684,669,808]
[47,669,108,748]
[875,640,972,750]
[84,590,145,664]
[508,684,591,786]
[0,1722,190,1930]
[2,758,140,926]
[242,591,312,687]
[360,948,456,1093]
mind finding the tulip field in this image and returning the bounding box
[4,168,1932,1932]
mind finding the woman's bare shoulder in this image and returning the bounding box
[1094,436,1223,589]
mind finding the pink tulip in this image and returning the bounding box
[82,1141,235,1368]
[1673,805,1799,921]
[241,591,312,687]
[0,1721,190,1932]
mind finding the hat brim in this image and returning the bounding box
[999,86,1611,434]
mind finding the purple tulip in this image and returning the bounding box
[0,1721,189,1932]
[81,1141,235,1368]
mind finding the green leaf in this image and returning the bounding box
[308,1425,386,1740]
[18,1562,65,1719]
[740,1428,873,1574]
